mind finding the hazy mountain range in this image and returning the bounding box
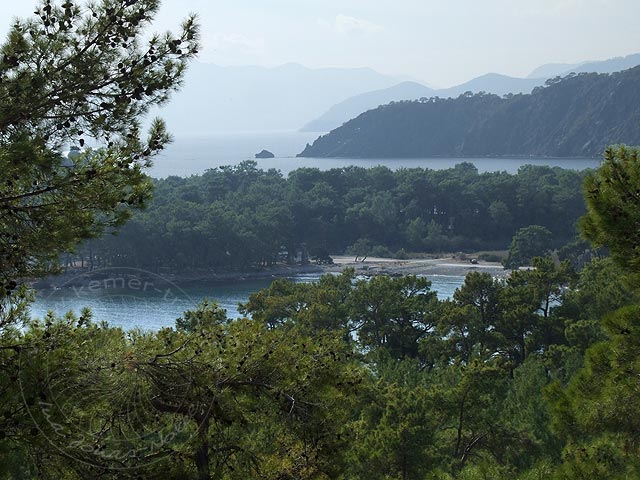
[301,75,545,132]
[154,62,397,135]
[302,53,640,132]
[527,53,640,78]
[154,53,640,135]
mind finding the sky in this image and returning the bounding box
[1,0,640,87]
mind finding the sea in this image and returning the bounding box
[29,273,467,331]
[150,131,601,178]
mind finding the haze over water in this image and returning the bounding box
[151,131,601,178]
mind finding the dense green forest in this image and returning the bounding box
[299,66,640,158]
[86,161,589,272]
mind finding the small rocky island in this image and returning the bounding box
[255,149,275,159]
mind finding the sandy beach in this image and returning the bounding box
[325,255,509,278]
[32,255,509,290]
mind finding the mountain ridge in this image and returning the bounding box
[529,53,640,79]
[301,81,436,132]
[302,53,640,133]
[298,67,640,158]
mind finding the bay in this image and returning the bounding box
[38,130,599,331]
[150,131,601,178]
[29,273,465,331]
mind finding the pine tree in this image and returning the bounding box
[0,0,199,326]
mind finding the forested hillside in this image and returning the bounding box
[87,162,588,272]
[299,67,640,158]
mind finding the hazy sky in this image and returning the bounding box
[1,0,639,87]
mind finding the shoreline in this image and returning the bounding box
[32,256,509,291]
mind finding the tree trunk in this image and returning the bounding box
[195,417,211,480]
[88,241,94,271]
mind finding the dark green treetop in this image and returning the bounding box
[581,145,640,277]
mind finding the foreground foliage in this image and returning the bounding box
[2,247,637,478]
[2,305,360,479]
[0,0,198,330]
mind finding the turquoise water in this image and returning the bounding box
[151,131,600,178]
[29,273,465,331]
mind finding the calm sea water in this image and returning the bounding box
[29,273,465,331]
[151,131,601,178]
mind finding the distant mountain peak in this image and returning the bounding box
[561,53,640,76]
[527,52,640,79]
[301,81,435,132]
[275,62,307,70]
[527,62,584,79]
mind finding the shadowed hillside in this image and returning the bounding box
[299,67,640,158]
